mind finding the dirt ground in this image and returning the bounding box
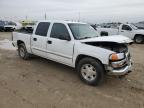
[0,32,144,108]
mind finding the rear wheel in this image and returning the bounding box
[134,35,144,44]
[18,43,30,60]
[77,57,105,86]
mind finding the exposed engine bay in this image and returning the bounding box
[84,42,128,53]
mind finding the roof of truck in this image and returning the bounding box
[38,20,86,24]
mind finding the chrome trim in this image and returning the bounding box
[108,60,132,75]
[111,58,127,68]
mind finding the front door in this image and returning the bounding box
[46,23,74,66]
[120,24,133,39]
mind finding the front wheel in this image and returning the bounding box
[134,35,144,44]
[77,57,105,86]
[18,43,30,60]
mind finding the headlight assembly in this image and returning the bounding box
[109,53,125,61]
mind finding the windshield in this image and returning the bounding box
[68,23,99,40]
[130,24,138,30]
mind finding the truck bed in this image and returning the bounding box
[15,28,33,35]
[12,31,32,53]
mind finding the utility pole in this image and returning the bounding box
[78,12,80,22]
[25,15,28,20]
[45,13,47,20]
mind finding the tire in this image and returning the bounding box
[18,43,30,60]
[134,35,144,44]
[77,57,105,86]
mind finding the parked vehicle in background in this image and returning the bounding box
[0,21,5,31]
[97,24,144,43]
[12,20,133,86]
[3,21,22,32]
[4,21,16,32]
[24,23,35,33]
[134,23,144,30]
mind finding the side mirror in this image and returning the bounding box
[58,35,71,41]
[127,26,132,31]
[127,28,132,31]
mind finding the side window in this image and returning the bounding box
[122,25,132,31]
[50,23,70,39]
[35,22,50,36]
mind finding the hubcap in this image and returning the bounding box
[81,64,97,81]
[19,47,25,57]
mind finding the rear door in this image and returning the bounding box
[31,22,50,57]
[46,23,74,66]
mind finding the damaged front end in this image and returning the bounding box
[84,41,132,76]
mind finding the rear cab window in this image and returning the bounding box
[35,22,50,36]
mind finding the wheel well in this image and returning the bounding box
[17,40,24,46]
[134,34,144,39]
[75,55,103,68]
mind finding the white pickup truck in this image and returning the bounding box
[97,24,144,44]
[12,20,133,86]
[4,25,16,32]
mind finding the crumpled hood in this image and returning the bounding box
[80,35,133,44]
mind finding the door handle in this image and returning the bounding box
[121,31,124,32]
[33,38,37,41]
[47,40,52,44]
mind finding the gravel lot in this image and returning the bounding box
[0,32,144,108]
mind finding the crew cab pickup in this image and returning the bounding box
[12,20,133,86]
[97,24,144,43]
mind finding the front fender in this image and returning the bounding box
[73,43,114,65]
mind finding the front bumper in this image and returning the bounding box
[4,27,15,31]
[106,51,132,76]
[107,61,132,75]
